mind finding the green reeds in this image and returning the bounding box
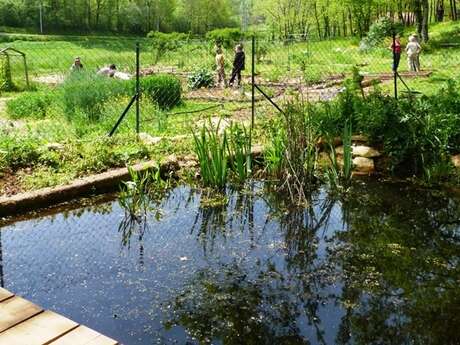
[193,121,229,188]
[193,120,254,188]
[118,166,152,219]
[326,119,353,190]
[227,123,252,183]
[284,100,320,201]
[264,125,285,177]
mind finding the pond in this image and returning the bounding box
[0,180,459,345]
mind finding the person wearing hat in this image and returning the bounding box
[70,57,84,71]
[406,34,422,72]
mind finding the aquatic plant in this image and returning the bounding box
[118,167,152,220]
[117,164,169,247]
[325,119,353,191]
[263,120,285,178]
[280,99,320,204]
[193,120,229,188]
[227,122,252,183]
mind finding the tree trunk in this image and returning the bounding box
[436,0,445,21]
[422,0,430,41]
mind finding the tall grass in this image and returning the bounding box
[325,119,353,191]
[61,72,132,121]
[264,122,285,177]
[227,123,252,183]
[280,99,320,204]
[261,98,322,203]
[193,121,229,188]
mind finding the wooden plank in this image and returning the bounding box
[0,296,43,333]
[0,310,78,345]
[0,287,14,302]
[50,325,118,345]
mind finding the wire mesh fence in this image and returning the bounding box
[1,34,458,133]
[1,33,459,200]
[252,35,453,107]
[0,38,259,139]
[2,34,449,140]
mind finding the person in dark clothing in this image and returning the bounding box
[389,35,402,72]
[229,44,245,87]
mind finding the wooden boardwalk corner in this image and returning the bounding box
[0,287,119,345]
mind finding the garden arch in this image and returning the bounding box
[0,47,29,90]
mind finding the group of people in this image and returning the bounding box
[70,57,118,77]
[215,44,246,88]
[391,34,422,72]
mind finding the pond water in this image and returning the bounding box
[0,181,459,345]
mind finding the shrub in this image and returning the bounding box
[206,28,243,48]
[314,78,460,178]
[61,72,131,120]
[360,17,404,51]
[141,74,181,109]
[147,31,189,64]
[188,68,214,90]
[0,135,41,171]
[7,91,53,119]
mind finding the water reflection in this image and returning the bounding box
[165,181,460,345]
[329,182,460,345]
[1,181,459,345]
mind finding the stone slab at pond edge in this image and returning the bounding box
[335,145,382,158]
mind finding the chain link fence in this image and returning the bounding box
[1,34,458,138]
[252,34,460,113]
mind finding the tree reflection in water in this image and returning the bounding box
[164,181,460,345]
[330,182,460,345]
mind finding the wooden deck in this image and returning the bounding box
[0,287,119,345]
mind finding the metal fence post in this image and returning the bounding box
[393,32,398,100]
[136,42,140,134]
[251,35,255,130]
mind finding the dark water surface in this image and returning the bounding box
[1,181,459,345]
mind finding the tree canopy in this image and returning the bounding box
[0,0,458,40]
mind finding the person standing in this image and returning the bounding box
[215,47,227,88]
[406,35,422,72]
[229,44,245,87]
[389,35,402,72]
[412,34,422,72]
